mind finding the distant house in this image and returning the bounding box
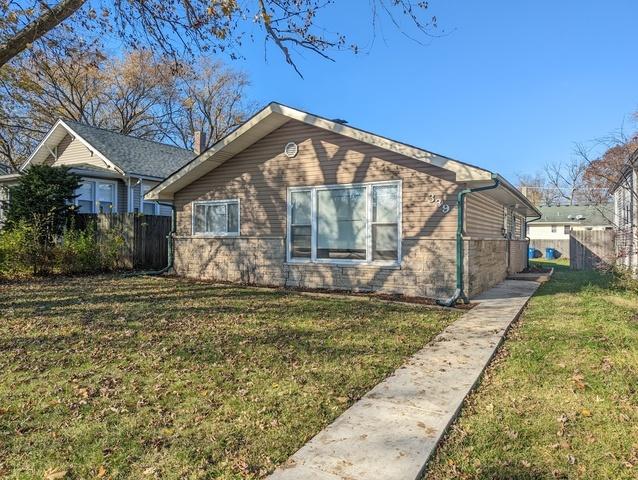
[528,204,614,258]
[0,120,196,223]
[146,102,539,301]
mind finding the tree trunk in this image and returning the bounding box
[0,0,86,68]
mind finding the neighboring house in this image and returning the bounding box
[0,119,196,221]
[528,204,614,258]
[146,102,539,301]
[0,167,20,228]
[612,148,638,270]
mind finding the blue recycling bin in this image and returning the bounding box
[528,247,535,259]
[545,247,555,260]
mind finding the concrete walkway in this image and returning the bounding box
[269,280,541,480]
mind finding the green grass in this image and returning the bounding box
[427,262,638,479]
[0,275,458,479]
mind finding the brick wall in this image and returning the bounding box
[465,239,508,297]
[173,236,527,299]
[174,236,459,298]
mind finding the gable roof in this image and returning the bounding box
[146,102,539,216]
[534,204,614,226]
[23,119,195,179]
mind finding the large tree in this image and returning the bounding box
[0,47,254,170]
[0,1,439,73]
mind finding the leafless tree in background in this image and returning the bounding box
[544,158,588,206]
[164,61,256,150]
[0,47,253,170]
[517,172,559,206]
[0,0,440,73]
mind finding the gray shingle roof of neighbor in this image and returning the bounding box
[536,204,614,226]
[63,120,196,179]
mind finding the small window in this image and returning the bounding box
[564,225,570,234]
[290,190,312,258]
[551,225,557,233]
[74,179,116,214]
[76,182,94,213]
[372,185,399,261]
[96,183,115,213]
[193,200,240,236]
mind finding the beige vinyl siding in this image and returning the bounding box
[174,120,460,238]
[47,134,110,169]
[465,192,504,238]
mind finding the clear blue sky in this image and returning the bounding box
[232,0,638,183]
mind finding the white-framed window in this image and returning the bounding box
[287,181,401,265]
[192,199,240,236]
[141,182,159,215]
[74,179,117,214]
[551,224,557,233]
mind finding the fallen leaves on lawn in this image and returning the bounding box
[43,468,67,479]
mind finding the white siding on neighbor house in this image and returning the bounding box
[528,224,571,240]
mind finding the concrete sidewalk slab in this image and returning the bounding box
[269,280,540,480]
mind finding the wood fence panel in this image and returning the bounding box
[569,230,615,270]
[133,215,171,269]
[529,239,570,259]
[80,213,170,270]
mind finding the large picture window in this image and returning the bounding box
[287,181,401,265]
[192,199,240,236]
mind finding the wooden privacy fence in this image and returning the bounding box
[78,213,171,270]
[569,230,615,270]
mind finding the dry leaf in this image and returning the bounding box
[44,468,67,480]
[97,465,107,478]
[580,408,592,417]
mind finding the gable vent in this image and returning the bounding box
[284,142,298,158]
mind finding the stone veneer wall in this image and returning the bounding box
[174,236,529,299]
[174,236,459,299]
[465,239,508,298]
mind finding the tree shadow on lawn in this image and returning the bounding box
[1,277,451,375]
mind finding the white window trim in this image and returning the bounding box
[286,180,402,266]
[74,178,118,214]
[141,181,160,215]
[191,199,241,237]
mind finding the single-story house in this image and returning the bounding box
[528,204,614,259]
[612,148,638,270]
[146,102,540,303]
[0,119,196,222]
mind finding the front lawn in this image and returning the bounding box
[427,263,638,479]
[0,275,458,479]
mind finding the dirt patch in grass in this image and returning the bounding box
[426,263,638,480]
[0,274,458,479]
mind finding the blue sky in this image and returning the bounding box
[232,1,638,183]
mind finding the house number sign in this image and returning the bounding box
[428,193,450,214]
